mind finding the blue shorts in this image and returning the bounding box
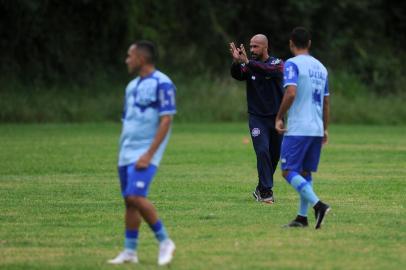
[280,136,322,172]
[118,164,158,197]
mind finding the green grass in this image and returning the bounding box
[0,123,405,269]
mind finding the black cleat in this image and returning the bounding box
[314,201,331,229]
[283,215,308,228]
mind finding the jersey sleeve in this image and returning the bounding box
[246,58,283,78]
[158,82,177,116]
[324,77,329,96]
[283,61,299,88]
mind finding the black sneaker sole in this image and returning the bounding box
[283,221,308,228]
[261,197,274,204]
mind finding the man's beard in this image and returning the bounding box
[129,66,141,75]
[250,53,261,60]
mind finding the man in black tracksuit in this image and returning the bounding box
[229,34,284,203]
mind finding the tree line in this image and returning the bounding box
[0,0,404,94]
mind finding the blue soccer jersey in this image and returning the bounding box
[118,70,176,167]
[283,55,329,137]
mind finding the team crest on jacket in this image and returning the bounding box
[251,128,260,137]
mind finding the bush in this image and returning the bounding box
[1,71,405,124]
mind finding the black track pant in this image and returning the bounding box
[248,114,282,192]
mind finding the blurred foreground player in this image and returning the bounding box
[108,40,176,265]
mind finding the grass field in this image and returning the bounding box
[0,123,405,270]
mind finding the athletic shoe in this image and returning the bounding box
[158,239,175,266]
[107,250,138,264]
[260,189,275,204]
[252,188,262,201]
[253,188,274,204]
[283,215,308,228]
[314,201,331,229]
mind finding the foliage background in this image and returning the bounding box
[0,0,405,123]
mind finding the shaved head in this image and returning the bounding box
[249,34,269,61]
[251,34,269,47]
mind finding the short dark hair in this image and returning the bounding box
[134,40,157,64]
[290,27,311,49]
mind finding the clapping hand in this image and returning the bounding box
[239,44,249,64]
[229,42,241,63]
[229,42,249,64]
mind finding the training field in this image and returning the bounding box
[0,123,405,269]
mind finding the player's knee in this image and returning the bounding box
[125,197,136,209]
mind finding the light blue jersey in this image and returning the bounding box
[118,70,176,167]
[283,54,329,137]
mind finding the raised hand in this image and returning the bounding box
[239,44,249,64]
[229,42,241,63]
